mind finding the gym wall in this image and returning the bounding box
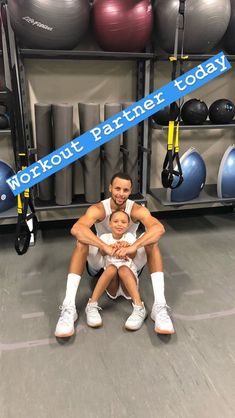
[2,46,235,221]
[26,56,136,220]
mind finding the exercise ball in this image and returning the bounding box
[167,148,206,202]
[92,0,153,52]
[0,160,16,213]
[0,114,9,129]
[154,0,231,54]
[8,0,90,50]
[152,102,179,125]
[217,145,235,198]
[222,0,235,53]
[181,99,208,125]
[209,99,235,124]
[0,104,7,114]
[0,16,2,49]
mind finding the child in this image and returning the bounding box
[85,210,147,331]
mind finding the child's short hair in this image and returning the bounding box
[109,210,130,223]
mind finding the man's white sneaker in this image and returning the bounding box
[151,303,175,334]
[55,304,78,338]
[125,303,147,331]
[85,300,102,328]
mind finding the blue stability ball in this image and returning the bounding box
[154,0,231,54]
[166,148,206,202]
[0,160,16,213]
[8,0,90,50]
[217,145,235,198]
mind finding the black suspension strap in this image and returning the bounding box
[14,154,38,255]
[161,0,187,189]
[161,121,183,188]
[1,3,38,255]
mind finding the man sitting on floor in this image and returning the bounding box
[55,172,175,338]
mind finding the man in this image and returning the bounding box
[55,172,175,337]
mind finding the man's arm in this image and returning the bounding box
[99,234,112,256]
[123,233,137,259]
[70,204,111,253]
[131,204,165,249]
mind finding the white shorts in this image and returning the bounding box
[105,276,139,300]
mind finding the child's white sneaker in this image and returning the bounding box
[85,300,102,328]
[125,303,147,331]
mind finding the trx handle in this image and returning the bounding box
[14,155,38,255]
[161,121,183,189]
[15,191,38,255]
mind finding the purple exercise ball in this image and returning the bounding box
[92,0,153,52]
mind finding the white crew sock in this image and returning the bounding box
[150,272,166,305]
[63,273,81,306]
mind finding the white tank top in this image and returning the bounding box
[95,198,139,237]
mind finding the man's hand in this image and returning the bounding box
[111,241,131,260]
[100,243,115,256]
[113,243,137,260]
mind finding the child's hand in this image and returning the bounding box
[111,243,129,260]
[112,241,130,249]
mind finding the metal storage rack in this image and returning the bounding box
[20,48,154,211]
[0,2,155,219]
[148,53,235,209]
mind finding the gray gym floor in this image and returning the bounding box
[1,211,235,418]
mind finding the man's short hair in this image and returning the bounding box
[110,172,133,186]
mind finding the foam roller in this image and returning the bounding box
[122,102,139,194]
[103,103,121,197]
[52,104,73,205]
[34,103,53,201]
[79,103,101,203]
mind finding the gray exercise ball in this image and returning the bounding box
[8,0,90,50]
[154,0,231,54]
[222,0,235,54]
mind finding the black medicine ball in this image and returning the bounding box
[152,102,180,125]
[209,99,235,124]
[181,99,208,125]
[0,114,9,130]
